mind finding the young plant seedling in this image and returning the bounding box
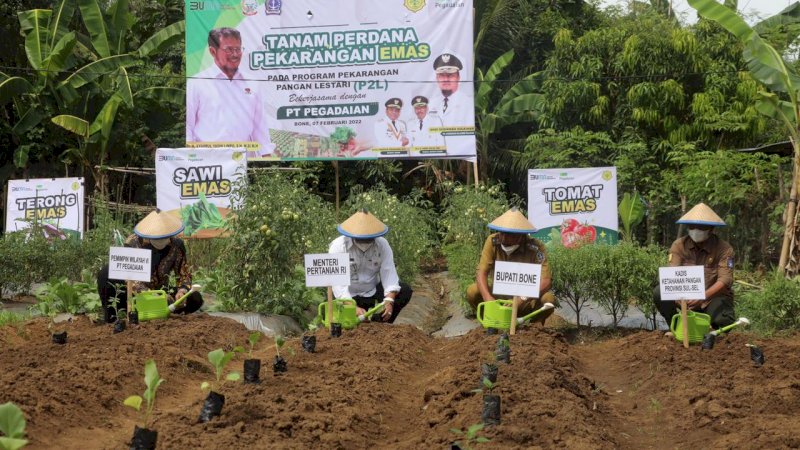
[476,379,501,426]
[273,335,294,373]
[0,402,28,450]
[201,348,242,393]
[247,331,262,359]
[123,359,165,430]
[449,422,491,450]
[242,331,263,384]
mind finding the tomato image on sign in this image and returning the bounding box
[560,219,597,248]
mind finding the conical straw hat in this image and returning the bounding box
[676,203,726,226]
[488,208,536,233]
[338,209,389,238]
[134,209,185,239]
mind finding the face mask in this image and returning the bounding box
[501,244,519,255]
[150,238,170,250]
[354,240,374,252]
[688,229,710,243]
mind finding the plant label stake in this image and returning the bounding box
[303,253,350,332]
[681,300,689,348]
[509,297,520,335]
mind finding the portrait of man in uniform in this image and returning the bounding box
[407,96,445,154]
[373,98,409,150]
[186,27,275,156]
[429,52,472,128]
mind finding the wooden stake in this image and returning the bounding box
[327,286,334,330]
[509,296,520,335]
[127,280,133,316]
[473,161,480,189]
[681,300,689,349]
[333,161,340,220]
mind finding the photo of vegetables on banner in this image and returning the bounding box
[185,0,476,161]
[527,167,619,246]
[155,148,247,238]
[5,178,85,240]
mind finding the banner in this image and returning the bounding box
[186,0,475,161]
[5,178,84,239]
[527,167,618,246]
[156,148,247,238]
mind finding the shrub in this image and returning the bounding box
[548,242,662,328]
[212,173,336,323]
[344,186,437,283]
[736,273,800,335]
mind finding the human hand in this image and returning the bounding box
[356,307,367,316]
[176,288,188,300]
[401,137,409,146]
[685,300,704,310]
[381,302,394,321]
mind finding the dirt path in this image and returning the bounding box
[572,330,800,450]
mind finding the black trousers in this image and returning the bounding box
[653,286,735,329]
[352,282,412,323]
[97,265,203,323]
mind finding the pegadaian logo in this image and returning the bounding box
[265,0,281,15]
[404,0,425,13]
[434,0,465,7]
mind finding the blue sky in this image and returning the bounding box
[598,0,793,24]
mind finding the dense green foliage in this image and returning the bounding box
[736,273,800,335]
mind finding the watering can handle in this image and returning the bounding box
[318,302,327,321]
[476,302,484,325]
[670,313,679,334]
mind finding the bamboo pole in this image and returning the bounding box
[333,161,340,220]
[778,139,799,275]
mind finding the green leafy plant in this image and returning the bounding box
[274,336,294,359]
[618,191,646,242]
[246,331,262,359]
[0,402,28,450]
[329,126,357,144]
[123,359,165,430]
[32,277,101,316]
[737,272,800,335]
[201,349,241,393]
[450,422,491,449]
[472,378,498,395]
[181,192,227,236]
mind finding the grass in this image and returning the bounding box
[0,309,30,327]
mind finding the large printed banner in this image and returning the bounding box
[5,177,84,239]
[186,0,475,160]
[156,148,247,238]
[527,167,619,246]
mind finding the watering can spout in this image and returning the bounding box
[517,302,556,325]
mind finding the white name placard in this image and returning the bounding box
[492,261,542,298]
[659,266,706,301]
[304,253,350,287]
[108,247,152,282]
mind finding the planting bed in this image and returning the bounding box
[1,315,799,449]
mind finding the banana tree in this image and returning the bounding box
[3,0,184,193]
[475,49,547,180]
[688,0,800,275]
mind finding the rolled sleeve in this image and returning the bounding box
[378,239,401,295]
[716,246,734,288]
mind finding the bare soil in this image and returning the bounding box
[1,315,798,449]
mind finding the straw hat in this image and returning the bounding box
[337,209,389,238]
[488,208,536,234]
[134,209,185,239]
[676,203,726,226]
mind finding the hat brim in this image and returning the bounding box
[412,102,427,107]
[675,219,725,226]
[488,224,537,234]
[435,67,460,74]
[134,224,185,239]
[337,224,388,238]
[385,105,401,109]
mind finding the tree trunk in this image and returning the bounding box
[778,139,800,275]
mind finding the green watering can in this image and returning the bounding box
[670,310,712,344]
[317,298,391,329]
[131,285,201,322]
[476,300,514,330]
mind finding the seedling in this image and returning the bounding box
[472,378,498,395]
[0,401,28,450]
[246,331,262,359]
[201,348,241,393]
[123,359,165,430]
[450,423,491,449]
[273,335,294,373]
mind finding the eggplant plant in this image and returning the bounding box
[474,379,501,426]
[123,360,164,450]
[198,349,241,423]
[243,331,263,383]
[0,402,28,450]
[273,335,294,373]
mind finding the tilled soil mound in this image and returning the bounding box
[1,315,799,449]
[574,331,800,450]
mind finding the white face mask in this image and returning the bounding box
[501,244,520,255]
[354,240,374,252]
[688,229,710,243]
[150,238,170,250]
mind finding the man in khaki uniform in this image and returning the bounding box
[654,203,736,328]
[466,208,556,324]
